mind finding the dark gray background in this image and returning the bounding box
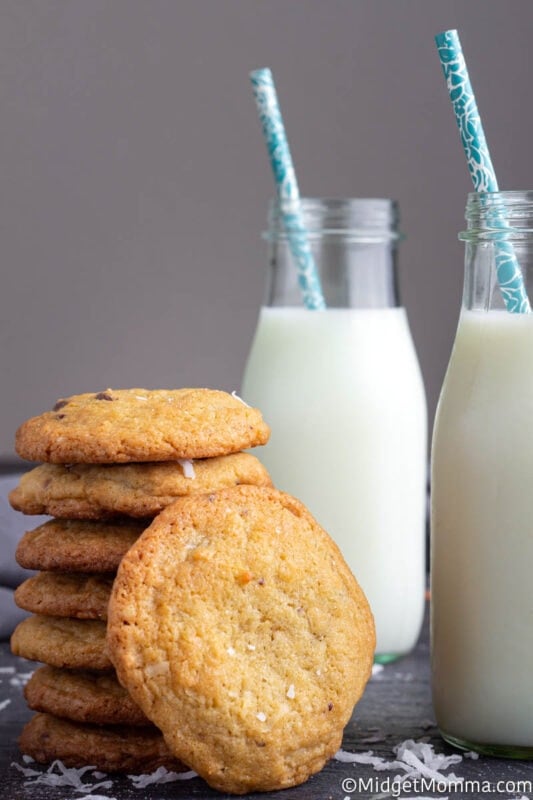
[1,0,531,461]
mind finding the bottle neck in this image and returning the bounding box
[264,198,402,309]
[460,190,533,312]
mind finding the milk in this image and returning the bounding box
[432,309,533,748]
[242,306,427,658]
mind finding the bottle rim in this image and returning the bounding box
[459,190,533,242]
[264,197,403,243]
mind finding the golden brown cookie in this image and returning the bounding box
[108,486,375,794]
[19,713,186,774]
[11,615,111,670]
[10,453,272,519]
[15,572,113,620]
[16,518,145,573]
[24,666,149,726]
[15,388,270,463]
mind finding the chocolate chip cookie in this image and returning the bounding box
[11,615,111,670]
[10,453,272,519]
[15,388,270,463]
[107,486,375,794]
[16,519,146,573]
[25,666,149,726]
[15,572,113,620]
[19,713,185,773]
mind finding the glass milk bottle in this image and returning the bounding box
[241,198,427,662]
[431,190,533,756]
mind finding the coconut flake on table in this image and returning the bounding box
[9,670,34,688]
[11,759,113,793]
[0,667,15,674]
[177,458,195,479]
[75,796,117,800]
[334,739,464,787]
[371,664,384,678]
[0,699,11,711]
[128,766,198,787]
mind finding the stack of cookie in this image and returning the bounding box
[9,387,271,774]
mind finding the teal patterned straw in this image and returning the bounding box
[250,68,326,310]
[435,29,530,313]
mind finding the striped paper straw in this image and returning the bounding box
[250,68,326,310]
[435,29,530,313]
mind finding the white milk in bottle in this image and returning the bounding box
[242,199,427,661]
[432,190,533,756]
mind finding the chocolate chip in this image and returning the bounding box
[53,399,68,411]
[327,702,333,711]
[95,392,114,401]
[55,414,66,420]
[257,578,265,586]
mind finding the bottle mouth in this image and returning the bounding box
[460,190,533,241]
[264,197,403,243]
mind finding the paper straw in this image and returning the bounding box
[249,68,326,310]
[435,29,530,313]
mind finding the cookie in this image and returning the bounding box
[19,713,186,774]
[24,666,149,726]
[15,572,113,620]
[107,486,375,794]
[11,615,111,670]
[16,519,145,573]
[15,388,270,463]
[10,453,272,519]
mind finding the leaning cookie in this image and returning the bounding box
[19,713,186,774]
[15,388,270,463]
[15,572,113,620]
[107,486,375,795]
[16,519,146,574]
[25,666,149,726]
[11,615,111,670]
[10,453,272,519]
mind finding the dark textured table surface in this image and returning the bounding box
[2,611,533,800]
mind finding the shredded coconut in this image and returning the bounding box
[256,712,267,722]
[227,647,236,656]
[334,739,464,788]
[247,644,256,651]
[145,661,170,677]
[286,684,295,699]
[177,458,195,479]
[11,759,113,793]
[0,699,11,711]
[128,766,197,787]
[10,670,34,688]
[134,395,148,401]
[231,390,250,407]
[75,796,116,800]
